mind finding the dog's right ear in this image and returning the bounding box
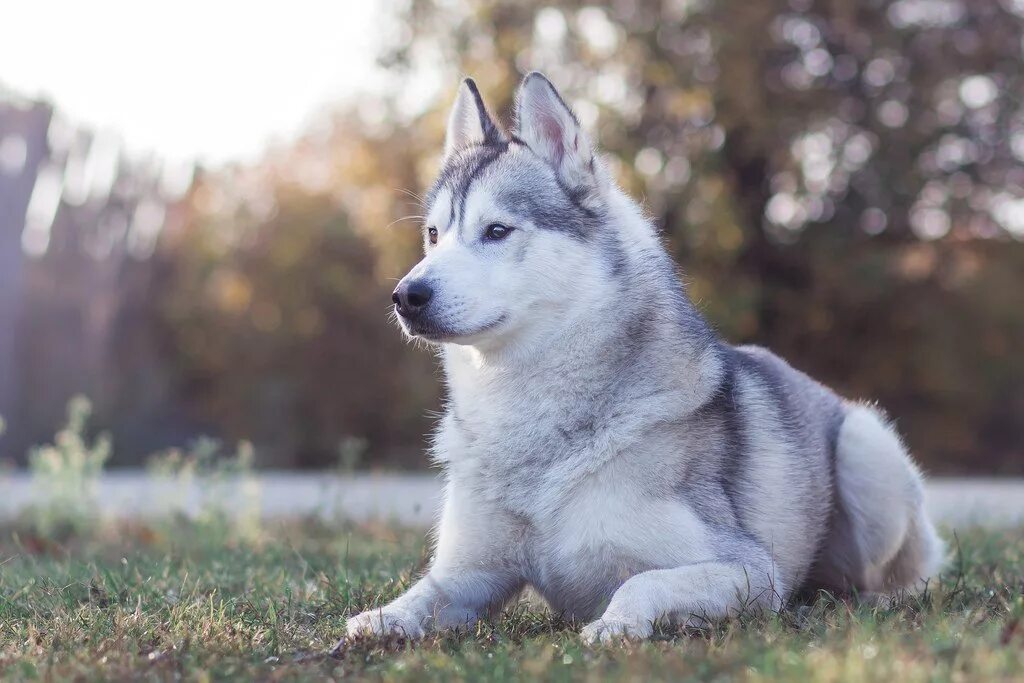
[514,72,600,194]
[444,78,503,160]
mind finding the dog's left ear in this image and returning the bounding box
[444,78,504,160]
[515,72,599,193]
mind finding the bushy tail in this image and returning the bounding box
[831,404,945,592]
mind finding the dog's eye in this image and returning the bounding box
[427,227,438,245]
[484,224,512,241]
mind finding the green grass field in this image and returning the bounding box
[1,518,1022,682]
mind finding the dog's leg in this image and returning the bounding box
[342,478,524,643]
[343,566,520,641]
[580,550,784,644]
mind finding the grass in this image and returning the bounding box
[1,519,1023,682]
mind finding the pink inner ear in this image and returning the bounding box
[539,112,565,166]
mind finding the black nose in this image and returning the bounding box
[392,280,433,316]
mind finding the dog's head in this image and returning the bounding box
[393,73,621,351]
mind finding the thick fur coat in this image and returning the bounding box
[343,73,944,644]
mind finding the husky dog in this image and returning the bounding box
[344,73,944,644]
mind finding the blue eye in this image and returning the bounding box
[484,223,513,240]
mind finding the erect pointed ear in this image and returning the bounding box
[514,72,597,190]
[444,78,504,159]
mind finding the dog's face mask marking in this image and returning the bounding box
[393,74,611,348]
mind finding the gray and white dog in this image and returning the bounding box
[345,73,944,644]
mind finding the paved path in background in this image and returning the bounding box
[2,472,1022,529]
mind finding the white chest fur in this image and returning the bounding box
[433,340,722,619]
[529,467,713,618]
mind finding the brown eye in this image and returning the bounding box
[484,223,513,241]
[427,227,438,245]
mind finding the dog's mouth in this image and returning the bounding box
[401,313,508,343]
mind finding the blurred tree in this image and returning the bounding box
[158,135,438,467]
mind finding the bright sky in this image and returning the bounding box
[1,1,385,165]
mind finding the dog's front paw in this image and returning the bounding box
[345,607,426,641]
[580,615,653,644]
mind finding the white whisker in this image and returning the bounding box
[393,187,427,207]
[385,214,426,231]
